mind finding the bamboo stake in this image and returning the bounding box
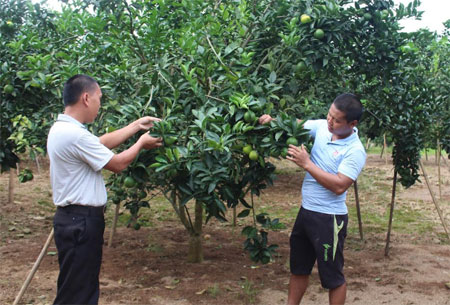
[108,202,121,247]
[441,154,449,169]
[13,228,54,305]
[384,133,388,165]
[385,170,397,257]
[365,138,371,150]
[8,169,15,204]
[233,206,237,227]
[419,160,450,239]
[354,180,364,241]
[35,154,41,175]
[437,140,441,199]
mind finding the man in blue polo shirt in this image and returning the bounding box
[259,93,366,305]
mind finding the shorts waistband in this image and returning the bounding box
[57,204,105,217]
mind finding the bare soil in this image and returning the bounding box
[1,155,449,305]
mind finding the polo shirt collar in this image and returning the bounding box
[57,114,87,129]
[328,127,358,146]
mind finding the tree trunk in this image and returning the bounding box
[8,169,15,204]
[187,201,203,263]
[108,202,121,247]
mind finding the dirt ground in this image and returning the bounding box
[1,155,449,305]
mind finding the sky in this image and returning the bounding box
[35,0,449,35]
[395,0,449,34]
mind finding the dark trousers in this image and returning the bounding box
[53,205,105,305]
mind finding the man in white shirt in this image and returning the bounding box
[47,74,162,305]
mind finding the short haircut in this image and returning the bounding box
[332,93,363,122]
[63,74,98,107]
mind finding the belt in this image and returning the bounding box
[57,204,105,216]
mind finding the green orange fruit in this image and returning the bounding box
[138,190,147,199]
[286,137,299,146]
[243,144,253,155]
[3,84,14,94]
[314,29,325,39]
[249,150,259,161]
[300,14,312,24]
[295,61,307,73]
[244,110,256,123]
[363,13,372,21]
[164,136,177,145]
[124,176,136,188]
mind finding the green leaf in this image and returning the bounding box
[237,209,250,218]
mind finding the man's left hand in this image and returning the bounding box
[286,144,310,169]
[137,116,161,130]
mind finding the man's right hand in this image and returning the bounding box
[139,133,163,150]
[258,114,274,125]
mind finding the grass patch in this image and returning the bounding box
[207,283,221,298]
[37,199,54,208]
[240,278,259,304]
[365,145,448,158]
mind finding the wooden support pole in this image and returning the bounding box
[384,134,388,165]
[233,206,237,227]
[108,202,121,247]
[419,160,450,239]
[441,154,449,169]
[385,170,397,257]
[354,180,364,241]
[365,138,371,150]
[35,154,41,175]
[437,141,441,199]
[13,228,54,305]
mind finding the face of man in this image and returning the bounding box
[326,103,357,140]
[86,84,102,123]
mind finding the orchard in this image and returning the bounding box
[1,0,450,304]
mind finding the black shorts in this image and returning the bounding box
[290,207,348,289]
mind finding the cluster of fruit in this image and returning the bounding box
[300,13,325,40]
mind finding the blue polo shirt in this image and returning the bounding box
[301,120,366,215]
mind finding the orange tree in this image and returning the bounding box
[92,0,312,263]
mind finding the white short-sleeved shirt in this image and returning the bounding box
[47,114,114,207]
[301,119,366,215]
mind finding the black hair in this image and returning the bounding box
[63,74,98,107]
[332,93,363,122]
